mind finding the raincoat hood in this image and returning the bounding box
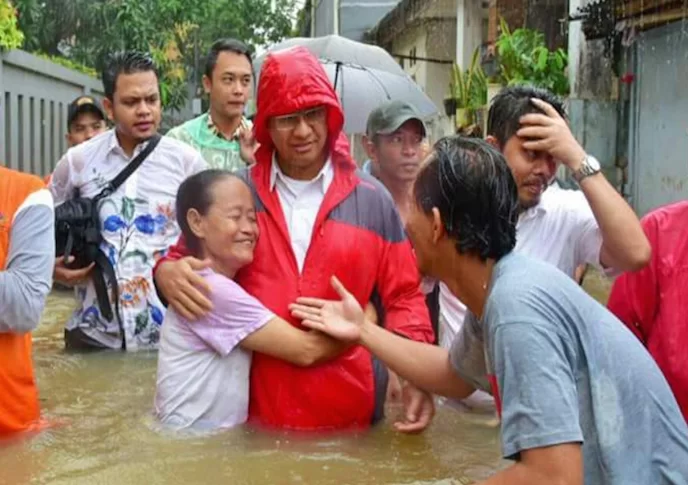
[253,46,351,168]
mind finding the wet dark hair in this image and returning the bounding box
[414,135,519,261]
[487,85,566,146]
[205,38,253,78]
[176,169,244,256]
[102,51,159,100]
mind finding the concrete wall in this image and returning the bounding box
[496,0,567,49]
[628,20,688,216]
[387,21,455,142]
[313,0,336,36]
[340,0,399,41]
[567,0,619,186]
[313,0,399,40]
[1,49,105,177]
[455,0,486,70]
[379,1,486,142]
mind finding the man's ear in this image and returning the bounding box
[102,97,115,123]
[485,135,500,150]
[363,135,376,161]
[431,207,446,245]
[202,75,212,96]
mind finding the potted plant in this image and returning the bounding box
[494,17,570,97]
[443,97,457,117]
[448,46,487,132]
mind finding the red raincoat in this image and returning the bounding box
[607,201,688,422]
[156,46,433,430]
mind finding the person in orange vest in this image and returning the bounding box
[0,166,55,436]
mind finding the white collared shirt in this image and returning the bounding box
[438,184,604,349]
[50,129,207,350]
[270,156,334,273]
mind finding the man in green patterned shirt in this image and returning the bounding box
[166,38,256,170]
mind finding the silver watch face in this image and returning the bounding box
[585,155,601,172]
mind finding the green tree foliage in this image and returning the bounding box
[0,0,24,51]
[495,17,570,97]
[13,0,297,110]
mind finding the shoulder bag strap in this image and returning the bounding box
[96,133,162,200]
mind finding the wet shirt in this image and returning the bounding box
[155,269,273,430]
[166,113,251,172]
[608,201,688,422]
[439,184,604,348]
[450,253,688,484]
[50,130,206,350]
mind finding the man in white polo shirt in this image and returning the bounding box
[438,85,651,410]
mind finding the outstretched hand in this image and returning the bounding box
[289,276,365,342]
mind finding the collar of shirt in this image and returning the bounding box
[105,129,155,159]
[518,185,552,224]
[269,154,334,195]
[207,112,250,141]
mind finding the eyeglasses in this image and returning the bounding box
[270,107,326,132]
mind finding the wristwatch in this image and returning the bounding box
[572,154,601,183]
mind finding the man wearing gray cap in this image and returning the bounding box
[362,100,438,403]
[362,100,429,224]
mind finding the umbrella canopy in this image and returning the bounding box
[321,62,437,134]
[251,36,439,134]
[253,35,407,77]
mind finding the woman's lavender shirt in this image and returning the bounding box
[155,268,273,430]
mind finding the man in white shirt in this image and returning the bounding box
[50,51,206,351]
[437,85,651,409]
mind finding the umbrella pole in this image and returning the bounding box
[333,61,342,92]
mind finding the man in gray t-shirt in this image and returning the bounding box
[291,136,688,484]
[450,252,688,484]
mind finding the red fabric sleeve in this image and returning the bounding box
[376,239,435,344]
[607,214,660,345]
[152,234,191,278]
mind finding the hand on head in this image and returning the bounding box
[516,98,586,169]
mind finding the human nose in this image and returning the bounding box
[231,80,243,95]
[533,154,556,178]
[292,116,311,137]
[402,140,419,157]
[239,214,256,233]
[136,100,151,116]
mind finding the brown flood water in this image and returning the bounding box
[0,271,610,485]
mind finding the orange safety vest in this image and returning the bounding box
[0,166,45,436]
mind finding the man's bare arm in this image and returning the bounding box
[360,321,475,400]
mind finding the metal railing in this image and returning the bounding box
[0,49,105,177]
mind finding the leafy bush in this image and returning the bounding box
[0,0,23,51]
[495,18,570,96]
[450,47,487,110]
[35,52,98,77]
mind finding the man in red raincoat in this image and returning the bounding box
[607,200,688,422]
[154,46,435,432]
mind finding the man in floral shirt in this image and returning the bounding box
[166,38,256,170]
[50,51,206,351]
